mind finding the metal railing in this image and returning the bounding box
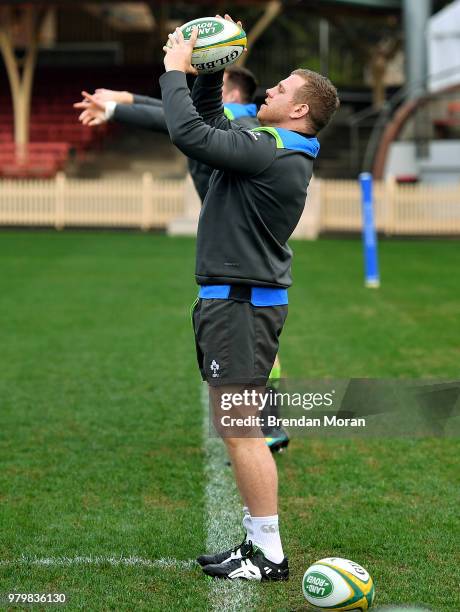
[347,63,460,175]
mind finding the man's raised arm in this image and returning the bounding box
[191,72,231,130]
[160,70,273,174]
[160,27,273,173]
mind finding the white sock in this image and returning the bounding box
[251,515,284,564]
[242,506,254,542]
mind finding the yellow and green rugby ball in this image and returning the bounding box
[302,557,375,611]
[178,16,246,74]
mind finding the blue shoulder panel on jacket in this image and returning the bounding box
[224,103,258,120]
[251,126,320,159]
[273,127,320,158]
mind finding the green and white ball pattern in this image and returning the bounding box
[302,557,375,611]
[178,16,247,73]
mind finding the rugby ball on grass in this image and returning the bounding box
[178,16,246,74]
[302,557,375,611]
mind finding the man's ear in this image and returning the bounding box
[225,88,242,103]
[290,103,309,120]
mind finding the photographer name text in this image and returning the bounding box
[220,415,366,428]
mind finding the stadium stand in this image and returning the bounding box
[0,87,107,178]
[0,142,70,179]
[0,66,161,179]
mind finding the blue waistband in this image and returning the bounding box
[198,285,288,306]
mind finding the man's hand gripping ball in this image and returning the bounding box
[163,27,199,75]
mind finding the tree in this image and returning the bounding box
[327,13,401,108]
[0,5,47,151]
[238,0,282,67]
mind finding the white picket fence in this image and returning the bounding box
[1,173,460,235]
[0,173,185,230]
[319,178,460,235]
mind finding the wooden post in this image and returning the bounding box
[292,176,322,240]
[385,175,396,236]
[55,172,66,230]
[0,6,47,154]
[141,172,153,231]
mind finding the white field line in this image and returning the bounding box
[0,386,259,612]
[201,384,258,612]
[0,556,194,570]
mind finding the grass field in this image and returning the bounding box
[0,231,458,611]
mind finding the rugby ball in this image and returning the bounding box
[178,16,246,73]
[302,557,375,611]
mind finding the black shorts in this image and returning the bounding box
[192,298,288,387]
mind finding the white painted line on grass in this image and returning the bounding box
[201,384,258,612]
[0,386,259,612]
[0,556,194,570]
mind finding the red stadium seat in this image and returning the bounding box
[0,143,71,179]
[0,65,160,177]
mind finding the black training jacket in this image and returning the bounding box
[113,94,258,202]
[160,70,316,288]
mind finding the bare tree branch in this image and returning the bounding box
[239,0,282,66]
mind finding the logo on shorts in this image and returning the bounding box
[210,360,220,378]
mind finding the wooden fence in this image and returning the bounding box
[1,174,459,235]
[320,178,460,235]
[0,173,184,230]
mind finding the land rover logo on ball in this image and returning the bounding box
[183,20,225,40]
[303,571,334,598]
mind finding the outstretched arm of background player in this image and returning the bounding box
[87,88,164,107]
[73,93,107,126]
[74,92,168,132]
[132,94,163,107]
[161,33,274,174]
[114,104,168,132]
[87,89,134,105]
[74,88,163,111]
